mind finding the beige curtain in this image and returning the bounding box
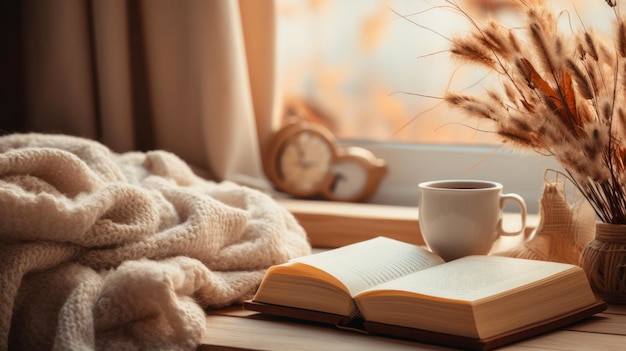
[18,0,279,188]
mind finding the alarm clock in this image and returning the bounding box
[325,146,387,202]
[264,119,387,202]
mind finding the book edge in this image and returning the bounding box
[364,299,607,350]
[243,300,353,327]
[243,299,607,350]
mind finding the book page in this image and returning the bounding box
[357,255,577,302]
[293,237,444,296]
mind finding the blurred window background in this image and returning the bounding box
[276,0,611,146]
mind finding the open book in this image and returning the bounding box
[244,237,606,350]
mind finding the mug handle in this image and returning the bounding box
[498,193,527,236]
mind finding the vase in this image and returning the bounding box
[580,222,626,303]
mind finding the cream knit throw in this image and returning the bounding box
[0,133,311,351]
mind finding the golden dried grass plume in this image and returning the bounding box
[443,0,626,224]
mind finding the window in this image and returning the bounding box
[276,0,611,213]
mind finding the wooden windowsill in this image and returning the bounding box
[277,198,539,251]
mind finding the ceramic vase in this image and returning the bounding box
[580,222,626,304]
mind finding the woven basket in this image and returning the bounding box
[580,223,626,304]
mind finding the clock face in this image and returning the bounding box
[329,160,369,201]
[277,131,334,196]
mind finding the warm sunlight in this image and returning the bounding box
[276,0,613,145]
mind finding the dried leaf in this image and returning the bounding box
[561,71,578,126]
[521,58,562,108]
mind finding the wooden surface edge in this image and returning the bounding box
[201,304,626,351]
[277,198,539,249]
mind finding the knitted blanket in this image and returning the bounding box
[0,133,311,351]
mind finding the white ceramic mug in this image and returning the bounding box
[418,180,527,261]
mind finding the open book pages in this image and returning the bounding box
[246,237,605,349]
[356,255,581,301]
[293,236,444,296]
[253,237,443,315]
[354,255,596,339]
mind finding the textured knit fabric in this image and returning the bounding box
[0,133,311,351]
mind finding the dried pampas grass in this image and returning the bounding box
[442,0,626,224]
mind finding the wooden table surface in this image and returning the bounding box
[199,303,626,350]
